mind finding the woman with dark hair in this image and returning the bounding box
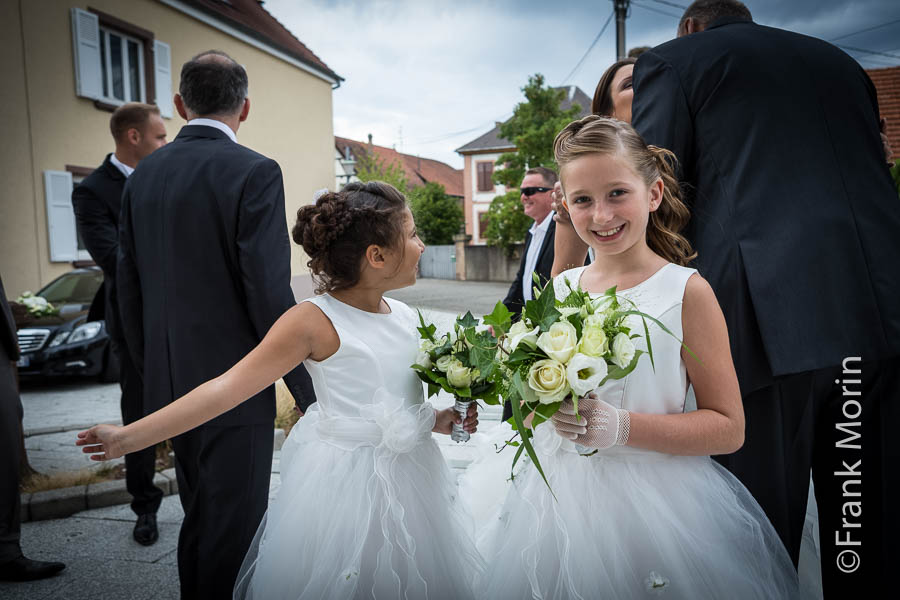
[551,58,637,277]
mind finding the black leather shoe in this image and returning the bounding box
[0,555,65,581]
[133,513,159,546]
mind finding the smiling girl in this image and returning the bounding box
[76,181,482,599]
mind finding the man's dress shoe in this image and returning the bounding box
[0,555,65,581]
[133,513,159,546]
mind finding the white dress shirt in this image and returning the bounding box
[186,118,237,142]
[109,153,134,178]
[522,211,554,302]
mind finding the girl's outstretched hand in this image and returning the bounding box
[433,403,478,436]
[76,425,126,461]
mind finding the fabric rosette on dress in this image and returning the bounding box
[235,386,481,600]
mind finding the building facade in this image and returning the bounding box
[1,0,340,298]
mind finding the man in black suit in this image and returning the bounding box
[501,167,557,421]
[0,275,65,581]
[117,51,316,599]
[72,103,167,546]
[632,0,900,592]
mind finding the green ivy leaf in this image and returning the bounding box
[524,279,560,332]
[482,301,514,336]
[456,311,479,330]
[416,310,437,342]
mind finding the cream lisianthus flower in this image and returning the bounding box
[435,355,455,373]
[557,306,581,318]
[447,360,474,388]
[536,321,578,364]
[508,320,540,351]
[611,333,636,369]
[579,315,609,357]
[565,353,609,396]
[527,359,570,404]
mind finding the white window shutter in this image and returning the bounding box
[70,8,102,100]
[44,170,77,262]
[154,40,173,118]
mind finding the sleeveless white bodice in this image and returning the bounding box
[554,263,697,417]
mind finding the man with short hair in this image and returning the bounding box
[632,0,900,592]
[116,50,315,599]
[72,102,167,546]
[501,166,558,420]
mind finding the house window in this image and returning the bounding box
[99,28,145,103]
[476,161,494,192]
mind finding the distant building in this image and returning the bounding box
[867,65,900,162]
[2,0,341,297]
[455,85,592,244]
[334,135,463,198]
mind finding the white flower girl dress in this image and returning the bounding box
[469,264,799,599]
[234,294,481,599]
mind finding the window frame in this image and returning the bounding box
[87,8,156,112]
[476,161,494,193]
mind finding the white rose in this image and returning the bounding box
[435,355,455,373]
[415,350,432,369]
[579,316,609,358]
[446,360,474,388]
[611,333,636,369]
[565,353,609,396]
[508,320,539,351]
[527,359,570,404]
[536,321,578,364]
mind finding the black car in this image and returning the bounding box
[13,267,118,382]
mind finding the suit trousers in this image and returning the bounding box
[111,336,163,517]
[0,356,23,563]
[714,356,899,597]
[172,422,273,600]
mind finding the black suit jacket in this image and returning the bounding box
[633,17,900,394]
[503,218,556,318]
[0,275,19,363]
[117,125,316,426]
[72,154,127,340]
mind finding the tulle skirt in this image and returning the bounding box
[234,404,482,599]
[465,423,799,600]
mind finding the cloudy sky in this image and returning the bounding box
[264,0,900,168]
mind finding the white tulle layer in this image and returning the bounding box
[465,424,799,600]
[234,405,482,600]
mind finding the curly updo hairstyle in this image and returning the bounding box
[293,181,409,293]
[553,115,696,266]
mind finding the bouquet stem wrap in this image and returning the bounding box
[451,397,472,443]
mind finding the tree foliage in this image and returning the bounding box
[354,152,409,192]
[493,73,584,189]
[483,190,532,257]
[408,182,464,245]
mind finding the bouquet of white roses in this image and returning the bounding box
[16,291,59,318]
[487,276,689,492]
[411,311,502,442]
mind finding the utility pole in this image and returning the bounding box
[613,0,630,60]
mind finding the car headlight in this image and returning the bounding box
[48,331,71,347]
[68,322,102,344]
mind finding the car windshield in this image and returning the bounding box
[38,270,103,305]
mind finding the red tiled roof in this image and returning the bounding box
[867,65,900,161]
[336,136,464,198]
[175,0,341,82]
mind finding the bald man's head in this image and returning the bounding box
[178,50,248,117]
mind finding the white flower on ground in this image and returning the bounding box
[527,359,570,404]
[645,571,669,594]
[508,320,540,351]
[435,354,455,373]
[611,332,636,369]
[447,360,474,388]
[579,314,609,357]
[565,353,609,396]
[536,321,578,364]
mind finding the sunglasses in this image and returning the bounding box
[521,186,552,197]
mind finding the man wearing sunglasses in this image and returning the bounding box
[500,166,558,420]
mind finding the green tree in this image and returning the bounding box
[408,182,464,245]
[483,190,532,257]
[493,73,583,189]
[891,159,900,198]
[354,152,409,192]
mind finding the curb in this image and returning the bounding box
[21,430,286,522]
[24,423,123,438]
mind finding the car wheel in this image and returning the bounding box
[99,345,120,383]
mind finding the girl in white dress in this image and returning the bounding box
[77,181,482,599]
[473,116,798,599]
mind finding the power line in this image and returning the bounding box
[561,10,616,84]
[648,0,688,10]
[631,1,680,20]
[835,43,900,60]
[830,17,900,42]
